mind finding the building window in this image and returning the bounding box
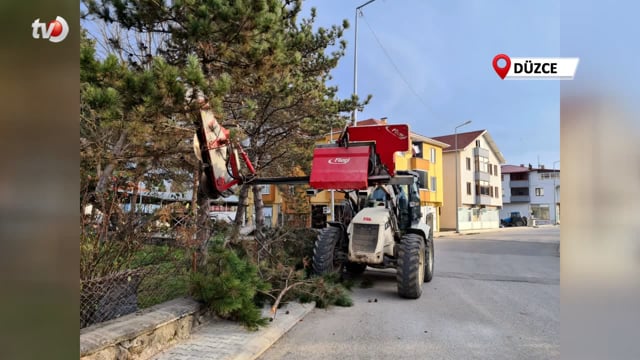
[535,188,544,196]
[260,185,270,195]
[467,182,472,195]
[475,156,489,173]
[511,173,529,181]
[430,148,436,163]
[430,177,437,192]
[475,140,481,147]
[489,186,494,197]
[494,165,498,175]
[466,157,471,170]
[511,187,529,196]
[495,186,499,198]
[489,163,493,175]
[531,204,550,220]
[412,142,423,158]
[476,180,491,196]
[540,172,560,180]
[415,170,428,190]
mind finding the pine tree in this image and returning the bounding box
[83,0,370,233]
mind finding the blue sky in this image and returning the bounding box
[303,0,560,168]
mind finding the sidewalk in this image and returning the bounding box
[151,301,315,360]
[435,224,559,238]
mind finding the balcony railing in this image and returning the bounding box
[510,180,529,187]
[474,171,490,182]
[473,147,490,157]
[475,195,493,205]
[509,195,530,202]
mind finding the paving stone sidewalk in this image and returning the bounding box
[151,302,315,360]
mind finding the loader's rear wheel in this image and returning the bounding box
[397,233,425,299]
[424,235,434,283]
[345,262,367,275]
[312,227,345,275]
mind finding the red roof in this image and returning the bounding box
[356,118,386,126]
[501,165,530,174]
[430,130,485,151]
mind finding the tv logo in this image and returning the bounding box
[32,16,69,43]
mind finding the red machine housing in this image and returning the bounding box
[346,124,410,177]
[308,124,411,190]
[309,145,371,190]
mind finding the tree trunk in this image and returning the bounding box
[95,130,128,194]
[234,183,251,228]
[194,163,211,266]
[252,183,265,232]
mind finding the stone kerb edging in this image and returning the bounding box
[80,297,207,360]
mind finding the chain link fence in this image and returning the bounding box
[80,246,192,328]
[80,194,203,329]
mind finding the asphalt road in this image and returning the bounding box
[259,226,559,360]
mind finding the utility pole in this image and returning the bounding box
[454,120,472,233]
[553,160,560,225]
[352,0,377,126]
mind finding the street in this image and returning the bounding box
[259,227,559,360]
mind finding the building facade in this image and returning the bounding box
[431,130,506,231]
[501,164,560,225]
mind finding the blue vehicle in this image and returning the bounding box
[500,211,527,227]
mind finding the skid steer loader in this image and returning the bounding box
[193,107,434,299]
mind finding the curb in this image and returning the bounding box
[233,301,316,360]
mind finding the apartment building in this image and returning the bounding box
[501,164,560,225]
[431,130,506,230]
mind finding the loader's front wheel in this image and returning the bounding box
[397,233,425,299]
[312,226,345,275]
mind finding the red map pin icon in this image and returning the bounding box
[492,54,511,79]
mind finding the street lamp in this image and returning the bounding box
[352,0,377,126]
[454,120,472,233]
[553,160,560,225]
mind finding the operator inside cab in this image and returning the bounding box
[368,186,388,207]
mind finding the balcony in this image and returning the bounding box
[510,195,530,202]
[474,195,493,205]
[473,147,489,157]
[410,157,430,171]
[510,180,529,187]
[474,171,490,182]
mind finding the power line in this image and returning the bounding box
[359,12,445,123]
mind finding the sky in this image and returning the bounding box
[301,0,560,169]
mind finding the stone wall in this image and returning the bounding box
[80,298,207,360]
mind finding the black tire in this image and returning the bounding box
[515,220,524,227]
[345,262,367,275]
[424,235,434,283]
[396,233,425,299]
[312,226,344,275]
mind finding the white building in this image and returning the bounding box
[431,130,506,231]
[501,164,560,225]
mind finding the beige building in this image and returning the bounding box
[431,130,505,231]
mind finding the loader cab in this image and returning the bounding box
[396,175,422,230]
